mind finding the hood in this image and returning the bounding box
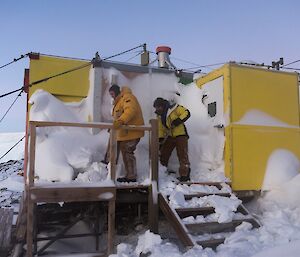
[121,86,132,95]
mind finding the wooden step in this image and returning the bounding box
[184,192,231,200]
[159,194,195,247]
[175,205,249,218]
[176,207,215,218]
[178,182,231,190]
[185,218,259,234]
[197,237,225,249]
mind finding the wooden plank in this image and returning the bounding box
[178,181,231,189]
[176,207,215,218]
[184,192,231,200]
[29,187,116,203]
[186,218,259,234]
[159,194,195,247]
[148,183,158,233]
[197,238,225,249]
[116,184,149,190]
[15,193,27,243]
[26,197,34,257]
[28,123,36,186]
[107,199,115,255]
[150,119,159,182]
[31,120,151,131]
[41,253,106,257]
[110,129,117,181]
[176,205,248,218]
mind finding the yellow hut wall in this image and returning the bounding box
[29,55,90,102]
[197,64,300,191]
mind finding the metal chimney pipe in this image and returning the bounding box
[156,46,172,68]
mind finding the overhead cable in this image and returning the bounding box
[0,90,23,123]
[0,87,24,98]
[103,44,145,60]
[0,53,30,70]
[0,135,26,161]
[281,59,300,68]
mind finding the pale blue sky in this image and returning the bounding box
[1,0,300,132]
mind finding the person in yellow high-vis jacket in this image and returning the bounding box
[109,84,144,183]
[153,97,191,182]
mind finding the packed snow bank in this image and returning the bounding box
[29,90,108,182]
[261,149,300,209]
[262,149,300,191]
[235,109,296,127]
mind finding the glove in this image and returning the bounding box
[113,120,123,129]
[171,118,182,127]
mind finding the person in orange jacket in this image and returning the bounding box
[109,84,144,183]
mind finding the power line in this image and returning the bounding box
[103,44,145,60]
[0,53,30,70]
[281,59,300,68]
[124,51,143,62]
[0,90,23,123]
[280,66,300,71]
[0,87,24,98]
[0,135,25,161]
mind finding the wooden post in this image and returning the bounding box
[27,122,36,257]
[148,119,159,233]
[26,198,34,257]
[109,129,117,181]
[107,198,115,255]
[150,119,159,182]
[28,122,36,186]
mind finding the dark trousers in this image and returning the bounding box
[160,136,190,177]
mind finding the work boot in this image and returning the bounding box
[100,159,109,165]
[177,175,190,182]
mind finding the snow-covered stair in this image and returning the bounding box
[159,182,260,249]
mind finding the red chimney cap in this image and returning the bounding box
[156,46,171,54]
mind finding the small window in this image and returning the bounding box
[208,102,217,117]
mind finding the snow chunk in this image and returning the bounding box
[135,230,162,255]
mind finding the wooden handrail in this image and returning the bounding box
[27,119,159,186]
[29,120,152,131]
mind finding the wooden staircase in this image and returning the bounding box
[159,182,260,249]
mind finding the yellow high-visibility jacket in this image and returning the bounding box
[112,87,144,141]
[158,104,190,138]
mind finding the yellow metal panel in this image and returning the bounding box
[29,55,90,102]
[230,124,300,190]
[230,65,299,126]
